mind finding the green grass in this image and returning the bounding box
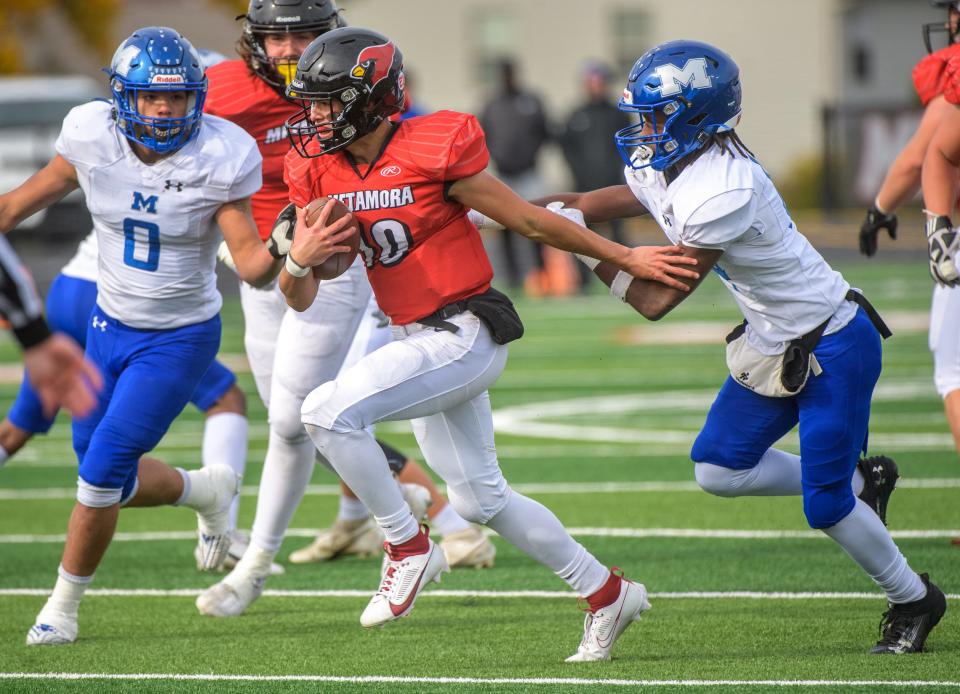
[0,257,957,692]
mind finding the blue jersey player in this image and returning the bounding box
[0,26,283,645]
[526,40,946,655]
[0,230,253,565]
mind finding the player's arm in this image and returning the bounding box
[215,197,283,288]
[448,171,697,291]
[921,103,960,217]
[279,202,357,312]
[592,246,722,320]
[529,185,649,224]
[0,155,79,234]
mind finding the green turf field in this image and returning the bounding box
[0,258,956,693]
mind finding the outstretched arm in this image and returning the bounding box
[449,172,697,291]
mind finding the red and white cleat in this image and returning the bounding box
[360,526,449,628]
[566,569,651,662]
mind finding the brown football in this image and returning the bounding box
[303,197,360,280]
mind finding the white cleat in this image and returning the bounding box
[440,525,497,569]
[565,574,651,662]
[360,530,449,628]
[193,465,241,572]
[195,569,265,618]
[288,517,384,564]
[26,610,77,646]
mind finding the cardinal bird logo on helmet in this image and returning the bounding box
[350,42,397,89]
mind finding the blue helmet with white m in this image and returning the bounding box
[107,27,207,154]
[615,40,742,171]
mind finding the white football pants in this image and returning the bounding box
[929,284,960,398]
[301,311,610,595]
[239,260,372,553]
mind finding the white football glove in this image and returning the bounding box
[266,202,295,259]
[545,202,597,270]
[467,208,504,232]
[925,213,960,287]
[217,240,238,274]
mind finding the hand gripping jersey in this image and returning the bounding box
[284,110,493,325]
[625,147,854,354]
[55,101,262,329]
[205,60,301,240]
[913,43,960,105]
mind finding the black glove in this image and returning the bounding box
[266,202,296,259]
[859,204,898,257]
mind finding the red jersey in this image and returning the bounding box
[913,43,960,106]
[204,60,300,240]
[285,110,492,325]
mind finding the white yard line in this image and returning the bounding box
[1,527,959,544]
[0,673,957,688]
[1,588,959,601]
[2,477,958,501]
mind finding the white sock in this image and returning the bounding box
[431,504,470,536]
[695,448,803,497]
[0,443,9,467]
[305,425,419,545]
[202,413,248,531]
[822,499,926,603]
[249,429,316,553]
[485,489,608,596]
[174,467,221,511]
[337,494,370,522]
[230,542,276,582]
[43,565,94,618]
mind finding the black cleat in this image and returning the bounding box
[857,456,899,526]
[871,573,947,654]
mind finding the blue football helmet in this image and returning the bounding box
[107,27,207,154]
[615,40,742,171]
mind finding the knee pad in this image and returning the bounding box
[301,380,362,433]
[76,478,123,508]
[803,483,856,529]
[445,483,510,525]
[694,463,743,497]
[691,429,736,468]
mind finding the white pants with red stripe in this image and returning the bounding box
[300,310,610,595]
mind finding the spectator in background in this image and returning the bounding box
[560,61,633,290]
[481,59,576,295]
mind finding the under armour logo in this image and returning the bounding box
[164,180,184,191]
[92,316,108,332]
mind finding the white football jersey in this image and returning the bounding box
[55,101,261,329]
[624,147,854,354]
[60,229,99,283]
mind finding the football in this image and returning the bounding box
[303,197,360,279]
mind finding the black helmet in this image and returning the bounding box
[238,0,345,90]
[285,27,404,156]
[924,1,960,53]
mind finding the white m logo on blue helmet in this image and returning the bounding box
[652,58,712,97]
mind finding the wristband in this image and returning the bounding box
[574,253,600,270]
[873,197,889,216]
[610,270,634,302]
[285,252,311,278]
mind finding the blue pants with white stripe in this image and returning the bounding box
[690,307,882,529]
[7,273,235,434]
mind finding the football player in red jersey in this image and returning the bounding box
[280,28,699,661]
[861,1,960,546]
[921,1,960,547]
[198,1,496,616]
